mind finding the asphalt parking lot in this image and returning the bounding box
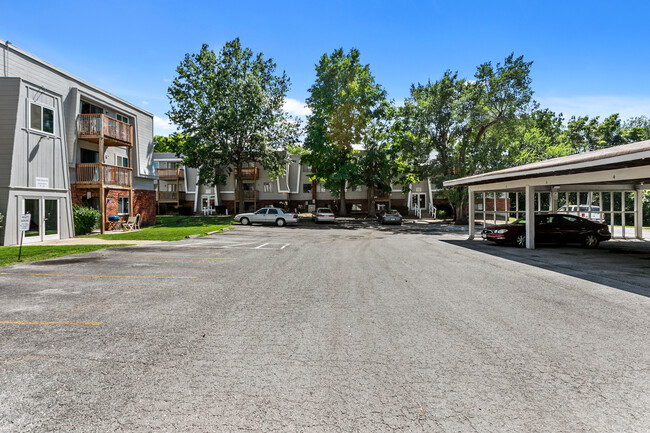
[1,223,649,432]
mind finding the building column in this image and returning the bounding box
[468,186,475,240]
[525,184,535,249]
[635,188,644,239]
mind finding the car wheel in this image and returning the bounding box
[240,217,250,226]
[515,234,526,248]
[582,233,599,248]
[276,218,286,227]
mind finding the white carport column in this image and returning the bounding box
[635,188,644,239]
[525,185,535,249]
[468,186,475,240]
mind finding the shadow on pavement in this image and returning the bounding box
[442,238,650,298]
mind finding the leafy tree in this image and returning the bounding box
[167,39,299,212]
[622,116,650,143]
[304,48,387,216]
[402,54,534,222]
[153,133,187,153]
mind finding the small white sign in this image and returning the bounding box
[35,177,49,188]
[19,214,31,231]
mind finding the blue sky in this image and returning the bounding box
[2,0,649,135]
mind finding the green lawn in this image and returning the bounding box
[86,215,234,241]
[0,245,131,267]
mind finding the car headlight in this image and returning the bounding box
[495,229,508,234]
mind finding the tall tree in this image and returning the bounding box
[304,48,386,216]
[402,54,533,222]
[167,39,298,212]
[153,133,187,153]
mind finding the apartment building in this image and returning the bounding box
[153,153,445,216]
[0,40,156,245]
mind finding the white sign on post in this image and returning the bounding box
[19,214,31,231]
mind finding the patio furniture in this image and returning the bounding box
[122,213,141,231]
[107,215,121,231]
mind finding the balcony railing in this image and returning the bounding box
[157,167,185,179]
[235,190,259,201]
[76,163,132,188]
[158,191,186,203]
[78,114,133,146]
[233,167,259,180]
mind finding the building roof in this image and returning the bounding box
[1,39,153,118]
[443,139,650,187]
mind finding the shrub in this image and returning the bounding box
[436,209,446,219]
[73,205,100,235]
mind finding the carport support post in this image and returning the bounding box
[635,188,644,239]
[468,186,475,239]
[525,185,535,249]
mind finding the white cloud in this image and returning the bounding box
[536,95,650,121]
[141,100,150,106]
[153,115,177,136]
[283,98,312,117]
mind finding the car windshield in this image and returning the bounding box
[386,210,400,215]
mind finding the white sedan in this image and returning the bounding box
[313,208,336,223]
[234,208,298,227]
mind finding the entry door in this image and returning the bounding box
[412,193,426,209]
[21,197,60,243]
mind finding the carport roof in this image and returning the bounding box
[443,139,650,187]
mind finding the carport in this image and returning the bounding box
[443,140,650,249]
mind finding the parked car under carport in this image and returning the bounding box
[481,214,611,248]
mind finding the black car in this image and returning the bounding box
[378,209,403,225]
[481,214,611,248]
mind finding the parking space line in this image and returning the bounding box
[0,272,196,279]
[0,320,103,326]
[280,244,290,249]
[254,243,269,249]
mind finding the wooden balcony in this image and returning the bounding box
[157,167,185,180]
[158,191,186,203]
[235,190,259,201]
[76,163,132,188]
[233,167,259,180]
[78,114,133,146]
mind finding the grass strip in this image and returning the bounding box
[86,216,234,241]
[0,245,131,267]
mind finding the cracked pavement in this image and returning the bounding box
[0,224,649,432]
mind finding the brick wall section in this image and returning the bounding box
[71,185,156,227]
[133,190,156,226]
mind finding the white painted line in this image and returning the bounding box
[255,243,270,249]
[280,244,290,249]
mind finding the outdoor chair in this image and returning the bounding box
[122,213,141,231]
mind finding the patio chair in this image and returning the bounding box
[122,214,141,231]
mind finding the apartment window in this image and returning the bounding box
[116,113,129,124]
[303,183,312,194]
[116,155,129,167]
[118,197,129,215]
[30,103,54,134]
[351,185,361,192]
[317,183,327,193]
[154,162,159,170]
[80,101,103,114]
[351,204,362,211]
[167,184,177,192]
[263,182,273,193]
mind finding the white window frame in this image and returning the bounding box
[116,155,129,168]
[118,197,129,215]
[29,101,55,135]
[263,182,273,193]
[116,113,129,124]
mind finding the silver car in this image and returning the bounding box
[313,208,336,223]
[234,208,298,227]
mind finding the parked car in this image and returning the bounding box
[234,208,298,227]
[481,213,611,248]
[378,209,403,225]
[558,205,604,222]
[313,208,336,223]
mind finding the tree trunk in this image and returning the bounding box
[236,162,244,214]
[368,185,376,218]
[339,180,348,216]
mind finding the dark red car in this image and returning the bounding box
[481,214,611,248]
